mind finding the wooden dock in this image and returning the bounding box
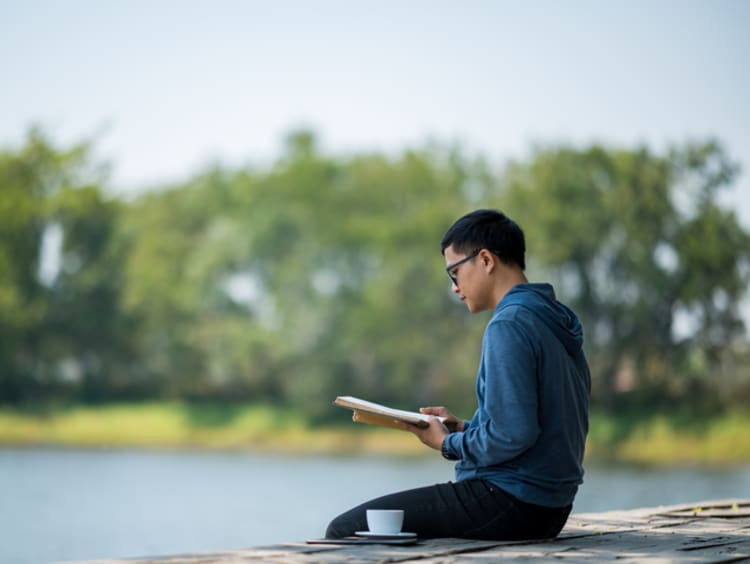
[71,499,750,563]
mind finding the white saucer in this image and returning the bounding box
[355,531,417,539]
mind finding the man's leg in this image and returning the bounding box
[326,479,565,540]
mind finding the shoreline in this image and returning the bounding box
[1,403,748,465]
[2,443,749,471]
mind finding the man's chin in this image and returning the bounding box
[465,301,488,314]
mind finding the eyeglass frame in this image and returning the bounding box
[445,249,481,287]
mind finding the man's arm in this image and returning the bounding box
[443,319,540,465]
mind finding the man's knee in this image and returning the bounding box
[325,516,348,539]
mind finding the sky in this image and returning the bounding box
[1,0,749,226]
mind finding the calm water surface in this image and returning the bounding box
[1,447,748,564]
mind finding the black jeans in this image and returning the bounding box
[325,479,572,540]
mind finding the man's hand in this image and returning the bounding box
[396,416,450,451]
[419,406,464,433]
[395,406,463,451]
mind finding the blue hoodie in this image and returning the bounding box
[442,283,591,508]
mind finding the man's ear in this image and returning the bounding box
[479,249,496,273]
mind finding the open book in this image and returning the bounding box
[334,395,443,430]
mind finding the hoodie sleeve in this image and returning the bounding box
[444,318,540,466]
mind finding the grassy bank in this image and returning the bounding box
[0,403,421,456]
[1,403,748,465]
[587,410,750,465]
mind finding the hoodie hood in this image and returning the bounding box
[498,283,584,357]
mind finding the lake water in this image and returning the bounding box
[2,447,748,564]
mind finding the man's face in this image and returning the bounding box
[444,245,490,313]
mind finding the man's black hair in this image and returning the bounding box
[440,209,526,270]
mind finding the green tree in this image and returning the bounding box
[0,129,58,401]
[44,185,139,401]
[4,128,747,417]
[0,129,129,402]
[503,142,750,410]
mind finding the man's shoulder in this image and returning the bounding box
[487,299,551,351]
[493,283,558,325]
[485,306,540,350]
[491,301,539,325]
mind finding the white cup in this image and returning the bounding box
[366,509,404,534]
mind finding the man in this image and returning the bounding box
[326,209,591,540]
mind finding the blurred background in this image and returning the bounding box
[1,1,749,563]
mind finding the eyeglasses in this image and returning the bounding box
[445,249,480,287]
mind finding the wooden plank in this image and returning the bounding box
[65,498,750,564]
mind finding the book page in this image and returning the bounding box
[334,396,440,425]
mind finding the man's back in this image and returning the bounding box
[450,283,591,507]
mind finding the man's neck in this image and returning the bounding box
[493,269,528,307]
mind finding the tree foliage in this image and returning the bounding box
[504,142,750,409]
[1,129,748,417]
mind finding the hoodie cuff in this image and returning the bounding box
[441,436,459,461]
